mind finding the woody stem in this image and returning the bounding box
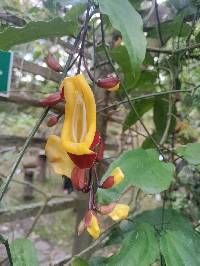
[88,169,95,210]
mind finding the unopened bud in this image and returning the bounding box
[71,167,86,191]
[100,176,114,189]
[47,115,58,127]
[39,90,63,107]
[96,76,120,91]
[98,203,116,215]
[44,53,63,72]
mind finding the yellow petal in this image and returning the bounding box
[108,204,129,221]
[108,82,120,91]
[61,74,96,155]
[87,214,100,239]
[45,135,75,177]
[111,167,124,186]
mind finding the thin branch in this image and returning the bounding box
[97,89,194,113]
[154,0,164,46]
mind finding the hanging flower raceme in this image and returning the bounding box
[41,73,129,239]
[78,169,129,239]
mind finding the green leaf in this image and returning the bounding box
[125,208,193,233]
[153,96,176,137]
[10,238,39,266]
[123,98,154,131]
[110,46,156,90]
[160,230,200,266]
[176,143,200,165]
[110,45,135,88]
[99,0,146,78]
[106,208,195,246]
[142,132,161,149]
[0,17,77,51]
[98,148,174,203]
[64,3,86,36]
[90,223,159,266]
[72,257,89,266]
[148,12,192,39]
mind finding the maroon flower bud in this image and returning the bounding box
[97,203,116,215]
[71,167,86,191]
[39,90,63,107]
[96,76,120,91]
[44,53,63,72]
[100,175,114,189]
[47,115,58,127]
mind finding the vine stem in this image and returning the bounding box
[0,235,13,265]
[97,88,195,113]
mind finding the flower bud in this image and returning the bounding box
[85,211,100,239]
[96,76,120,91]
[98,203,116,215]
[44,53,63,72]
[71,167,86,191]
[47,115,58,127]
[100,167,124,189]
[100,176,114,189]
[39,90,63,107]
[108,204,129,221]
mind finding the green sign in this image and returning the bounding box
[0,50,13,95]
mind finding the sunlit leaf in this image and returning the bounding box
[98,148,174,203]
[123,98,154,131]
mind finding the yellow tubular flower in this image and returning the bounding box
[111,167,124,186]
[61,74,96,155]
[45,135,75,177]
[108,204,129,221]
[86,213,100,239]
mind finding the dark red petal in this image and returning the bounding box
[71,167,86,191]
[90,132,101,149]
[96,140,104,161]
[68,152,97,169]
[39,91,63,107]
[100,176,114,189]
[96,76,120,89]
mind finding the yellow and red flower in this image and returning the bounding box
[42,74,128,240]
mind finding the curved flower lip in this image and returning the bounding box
[61,74,96,156]
[45,135,75,177]
[67,131,101,169]
[68,152,96,169]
